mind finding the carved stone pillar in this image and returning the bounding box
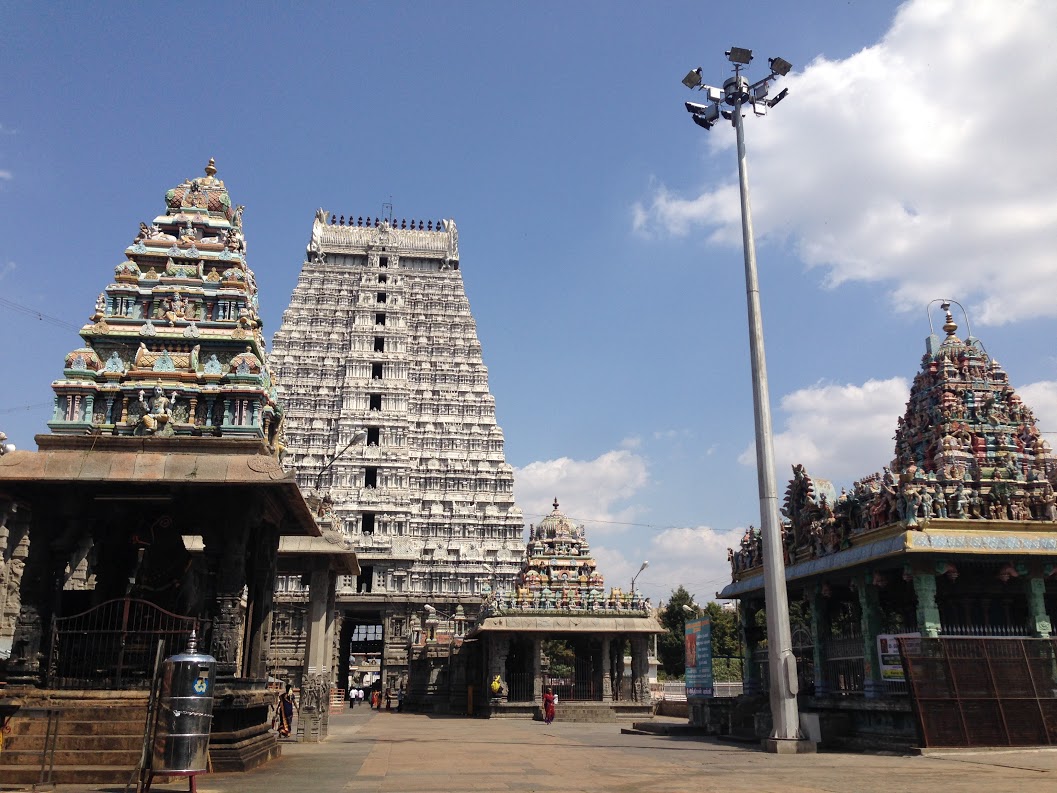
[206,516,249,677]
[809,583,830,696]
[1026,575,1053,638]
[630,637,650,703]
[304,566,330,678]
[740,599,763,696]
[244,521,279,680]
[601,634,613,702]
[614,638,625,701]
[531,636,542,704]
[857,573,884,698]
[6,503,54,685]
[913,573,941,638]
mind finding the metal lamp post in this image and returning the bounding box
[681,47,812,752]
[631,561,649,596]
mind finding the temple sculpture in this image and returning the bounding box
[268,210,525,694]
[717,303,1057,748]
[47,158,283,451]
[462,499,660,720]
[0,162,326,782]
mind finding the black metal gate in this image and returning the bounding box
[899,637,1057,747]
[50,597,198,689]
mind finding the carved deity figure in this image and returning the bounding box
[137,387,176,435]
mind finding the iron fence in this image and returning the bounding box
[49,597,198,689]
[900,636,1057,747]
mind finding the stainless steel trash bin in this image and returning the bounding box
[152,636,215,773]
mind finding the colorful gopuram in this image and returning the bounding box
[0,162,327,782]
[496,498,647,613]
[717,303,1057,747]
[467,499,660,720]
[47,158,282,450]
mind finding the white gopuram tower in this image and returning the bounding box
[269,211,525,689]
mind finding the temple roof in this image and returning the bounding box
[728,301,1057,585]
[46,160,283,452]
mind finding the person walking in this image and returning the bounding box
[542,686,556,725]
[276,684,296,737]
[397,687,405,713]
[384,687,393,711]
[356,688,365,708]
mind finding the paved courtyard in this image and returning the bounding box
[38,708,1057,793]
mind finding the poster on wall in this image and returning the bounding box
[877,632,920,682]
[684,617,713,698]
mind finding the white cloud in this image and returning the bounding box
[739,377,910,486]
[594,524,746,606]
[0,170,11,181]
[1017,381,1057,436]
[634,0,1057,325]
[513,449,649,532]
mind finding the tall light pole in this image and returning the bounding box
[631,561,649,596]
[681,47,812,753]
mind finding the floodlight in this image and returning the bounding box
[424,603,436,613]
[768,56,793,76]
[682,67,703,89]
[726,46,753,65]
[769,88,789,107]
[752,85,769,101]
[689,104,720,129]
[681,604,696,614]
[703,85,724,103]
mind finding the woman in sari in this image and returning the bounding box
[542,686,556,725]
[276,684,295,737]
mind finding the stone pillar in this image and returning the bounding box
[913,572,942,638]
[205,517,249,678]
[601,634,613,702]
[1026,575,1053,638]
[6,504,50,686]
[325,572,338,675]
[614,638,625,701]
[809,583,830,696]
[304,567,330,677]
[244,522,279,680]
[531,636,543,704]
[857,574,884,699]
[629,636,642,702]
[740,599,763,696]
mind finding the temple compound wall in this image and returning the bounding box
[268,211,526,691]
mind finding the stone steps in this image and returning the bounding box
[0,699,151,784]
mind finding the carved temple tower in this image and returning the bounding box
[269,211,525,690]
[0,161,326,777]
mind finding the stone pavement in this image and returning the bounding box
[22,707,1057,793]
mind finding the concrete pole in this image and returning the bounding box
[731,91,804,747]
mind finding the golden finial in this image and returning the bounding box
[942,307,958,337]
[204,158,217,177]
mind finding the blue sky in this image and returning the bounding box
[2,1,1056,606]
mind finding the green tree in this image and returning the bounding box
[658,588,745,680]
[657,586,697,677]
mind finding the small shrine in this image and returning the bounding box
[467,499,661,720]
[47,158,282,447]
[0,162,327,783]
[717,303,1057,747]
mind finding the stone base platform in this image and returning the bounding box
[488,701,653,722]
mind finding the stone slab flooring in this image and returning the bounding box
[20,707,1057,793]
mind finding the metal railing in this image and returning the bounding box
[49,597,198,689]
